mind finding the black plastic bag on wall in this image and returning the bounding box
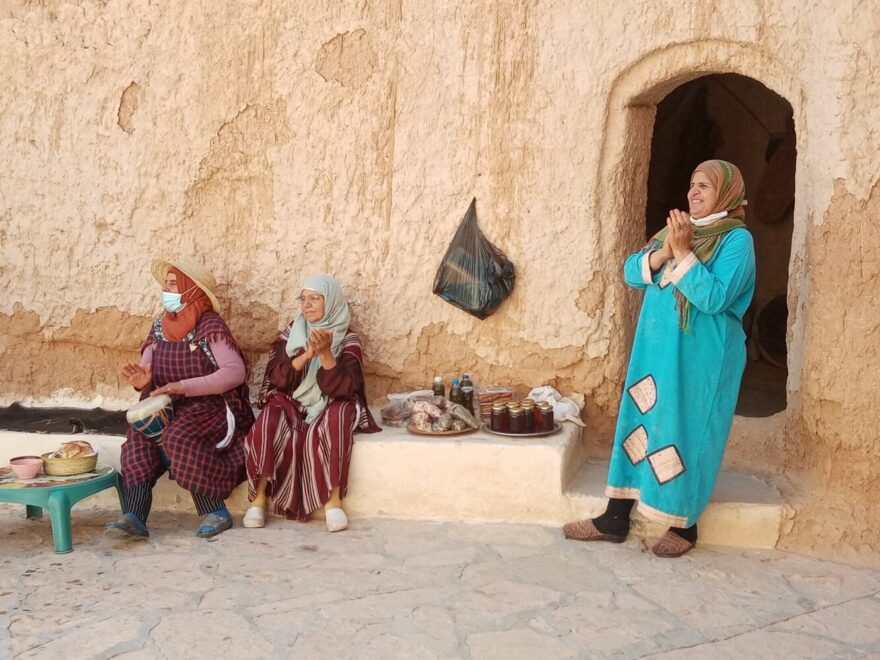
[432,198,516,320]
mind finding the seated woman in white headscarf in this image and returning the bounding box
[242,274,381,531]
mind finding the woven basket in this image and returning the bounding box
[41,452,98,476]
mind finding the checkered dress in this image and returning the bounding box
[120,312,255,498]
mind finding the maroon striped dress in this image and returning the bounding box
[245,328,380,521]
[121,312,255,499]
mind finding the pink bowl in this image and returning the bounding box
[10,455,43,480]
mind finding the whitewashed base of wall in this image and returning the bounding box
[0,415,788,549]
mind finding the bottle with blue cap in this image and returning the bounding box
[449,378,464,405]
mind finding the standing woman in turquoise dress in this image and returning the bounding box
[564,159,756,557]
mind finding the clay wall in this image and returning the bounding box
[1,1,878,564]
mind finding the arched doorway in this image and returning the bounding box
[644,73,795,418]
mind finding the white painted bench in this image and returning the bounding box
[0,415,788,548]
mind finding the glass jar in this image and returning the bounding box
[538,402,555,431]
[520,403,535,433]
[491,403,509,432]
[508,406,523,434]
[533,404,545,430]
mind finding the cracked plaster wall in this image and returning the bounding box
[0,1,878,564]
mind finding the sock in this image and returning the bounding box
[593,498,635,536]
[670,523,698,543]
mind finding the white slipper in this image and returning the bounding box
[242,505,266,529]
[325,507,348,532]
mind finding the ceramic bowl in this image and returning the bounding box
[10,455,43,480]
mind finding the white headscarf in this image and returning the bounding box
[285,274,351,423]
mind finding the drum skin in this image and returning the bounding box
[126,394,174,439]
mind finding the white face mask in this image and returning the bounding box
[689,210,728,227]
[162,291,185,313]
[162,284,197,313]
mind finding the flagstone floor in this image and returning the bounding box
[2,506,879,659]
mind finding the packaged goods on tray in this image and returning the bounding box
[476,386,514,422]
[381,391,446,427]
[380,399,412,427]
[406,399,480,432]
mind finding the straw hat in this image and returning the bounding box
[151,259,221,313]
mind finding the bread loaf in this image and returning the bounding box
[52,440,95,459]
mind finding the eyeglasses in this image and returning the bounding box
[298,294,323,306]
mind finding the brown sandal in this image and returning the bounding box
[651,531,695,558]
[562,518,627,543]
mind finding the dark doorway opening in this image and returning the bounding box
[645,73,795,417]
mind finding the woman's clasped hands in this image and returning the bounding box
[306,328,333,359]
[649,209,694,272]
[292,328,336,372]
[665,209,694,261]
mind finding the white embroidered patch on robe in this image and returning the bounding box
[647,445,686,485]
[623,425,648,465]
[627,375,657,414]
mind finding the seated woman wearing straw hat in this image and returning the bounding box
[107,260,255,539]
[242,274,380,531]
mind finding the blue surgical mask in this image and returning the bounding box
[162,292,186,313]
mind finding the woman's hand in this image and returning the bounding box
[291,330,335,372]
[151,382,185,397]
[310,329,333,358]
[659,227,674,261]
[311,329,337,370]
[121,363,152,391]
[649,231,674,272]
[291,343,316,372]
[667,209,694,261]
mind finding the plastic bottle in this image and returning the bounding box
[449,378,464,405]
[460,373,475,413]
[432,376,445,398]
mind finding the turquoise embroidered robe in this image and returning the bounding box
[606,228,756,527]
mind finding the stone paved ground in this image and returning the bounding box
[2,506,880,659]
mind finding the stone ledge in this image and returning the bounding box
[0,425,788,548]
[344,421,586,524]
[0,422,587,524]
[561,460,787,549]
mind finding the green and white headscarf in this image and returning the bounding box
[646,159,748,331]
[285,274,351,422]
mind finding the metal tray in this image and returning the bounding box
[407,425,479,437]
[480,423,562,438]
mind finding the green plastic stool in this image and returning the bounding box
[0,467,122,553]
